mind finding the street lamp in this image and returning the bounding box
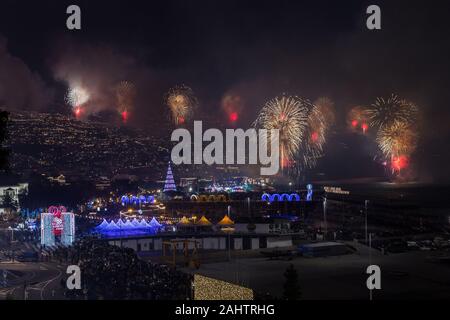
[227,205,232,261]
[364,200,369,243]
[323,196,328,238]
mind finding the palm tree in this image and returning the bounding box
[283,264,301,300]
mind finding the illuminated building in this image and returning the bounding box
[0,182,28,214]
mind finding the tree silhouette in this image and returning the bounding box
[283,264,301,300]
[2,193,17,211]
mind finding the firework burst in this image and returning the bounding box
[369,95,420,177]
[376,121,418,158]
[314,97,335,127]
[115,81,136,123]
[164,85,198,125]
[65,85,90,117]
[347,106,369,133]
[376,121,418,174]
[367,94,418,129]
[310,97,335,145]
[254,95,310,170]
[221,93,244,123]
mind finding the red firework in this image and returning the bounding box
[121,110,129,123]
[361,123,368,133]
[74,107,82,118]
[391,155,409,172]
[229,112,238,122]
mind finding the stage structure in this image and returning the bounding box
[40,206,75,246]
[261,193,301,203]
[261,184,314,203]
[120,194,155,206]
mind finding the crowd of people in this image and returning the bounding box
[54,238,192,300]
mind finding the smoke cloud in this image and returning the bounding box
[0,35,54,111]
[49,38,165,126]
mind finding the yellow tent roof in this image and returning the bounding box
[217,215,234,225]
[177,216,191,225]
[196,215,212,226]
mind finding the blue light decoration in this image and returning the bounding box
[163,162,177,192]
[306,184,313,201]
[41,208,75,246]
[149,217,162,228]
[61,212,75,246]
[40,212,55,246]
[261,193,301,203]
[120,195,155,206]
[25,218,37,230]
[93,217,162,238]
[21,208,44,219]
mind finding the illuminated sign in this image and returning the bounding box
[324,186,350,195]
[48,206,66,235]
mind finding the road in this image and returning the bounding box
[0,261,66,300]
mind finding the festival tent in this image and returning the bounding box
[124,220,134,228]
[116,219,125,227]
[95,219,109,230]
[196,215,212,226]
[177,216,192,226]
[149,217,162,228]
[139,219,150,228]
[104,220,119,230]
[217,215,234,226]
[131,218,140,227]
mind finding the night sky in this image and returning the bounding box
[1,0,450,181]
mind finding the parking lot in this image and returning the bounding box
[190,242,450,299]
